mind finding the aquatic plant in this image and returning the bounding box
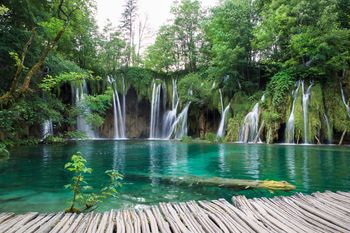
[64,152,123,213]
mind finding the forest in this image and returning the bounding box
[1,0,350,150]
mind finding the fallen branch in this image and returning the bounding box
[127,173,296,192]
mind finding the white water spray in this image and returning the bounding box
[42,120,53,140]
[72,80,96,138]
[217,89,230,137]
[285,81,301,143]
[301,80,313,144]
[108,76,126,139]
[323,114,333,144]
[149,81,162,138]
[340,82,350,119]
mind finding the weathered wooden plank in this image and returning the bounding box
[151,206,172,233]
[186,201,223,233]
[144,207,159,233]
[216,199,269,233]
[137,209,151,233]
[96,212,110,233]
[115,211,123,233]
[105,210,115,233]
[22,214,55,233]
[3,212,39,233]
[0,213,15,225]
[259,197,322,233]
[49,213,73,233]
[198,201,240,233]
[159,202,189,233]
[280,196,346,232]
[64,213,84,233]
[86,212,102,233]
[130,209,141,233]
[73,212,94,233]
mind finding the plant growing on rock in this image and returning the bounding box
[64,152,123,213]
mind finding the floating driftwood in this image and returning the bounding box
[127,173,296,191]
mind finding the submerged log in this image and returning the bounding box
[127,173,296,192]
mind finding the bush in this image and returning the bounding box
[65,131,87,140]
[44,136,66,144]
[205,132,217,143]
[180,135,193,143]
[64,152,123,213]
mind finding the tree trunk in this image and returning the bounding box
[127,173,296,192]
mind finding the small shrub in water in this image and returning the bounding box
[64,152,123,213]
[180,135,192,143]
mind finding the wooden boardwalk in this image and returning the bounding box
[0,191,349,232]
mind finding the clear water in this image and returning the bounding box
[1,141,350,213]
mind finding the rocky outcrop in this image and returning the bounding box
[99,87,151,138]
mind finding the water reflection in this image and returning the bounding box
[1,142,350,213]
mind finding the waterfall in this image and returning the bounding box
[149,79,191,139]
[108,76,126,139]
[73,80,96,138]
[239,95,264,143]
[42,120,53,140]
[323,114,333,144]
[217,105,230,138]
[149,81,162,138]
[216,89,230,137]
[285,81,301,143]
[166,103,191,139]
[340,82,350,119]
[301,80,313,144]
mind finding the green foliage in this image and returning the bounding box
[205,0,254,79]
[266,72,295,112]
[177,73,212,106]
[0,5,9,16]
[0,94,64,141]
[44,136,66,144]
[225,117,240,142]
[0,143,10,159]
[65,131,87,140]
[180,135,193,143]
[40,72,94,92]
[205,132,217,143]
[64,152,123,213]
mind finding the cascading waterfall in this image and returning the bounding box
[161,79,179,138]
[285,81,301,143]
[149,81,162,138]
[167,103,191,139]
[217,105,230,138]
[73,80,96,138]
[301,80,314,144]
[216,89,230,137]
[149,79,191,139]
[340,82,350,119]
[323,114,333,144]
[239,95,264,143]
[108,76,126,139]
[42,120,53,140]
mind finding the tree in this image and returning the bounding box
[205,0,255,91]
[171,0,203,71]
[254,0,350,78]
[0,0,82,107]
[144,25,176,72]
[120,0,138,66]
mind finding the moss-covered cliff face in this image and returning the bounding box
[223,74,350,144]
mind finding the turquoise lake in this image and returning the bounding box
[1,140,350,213]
